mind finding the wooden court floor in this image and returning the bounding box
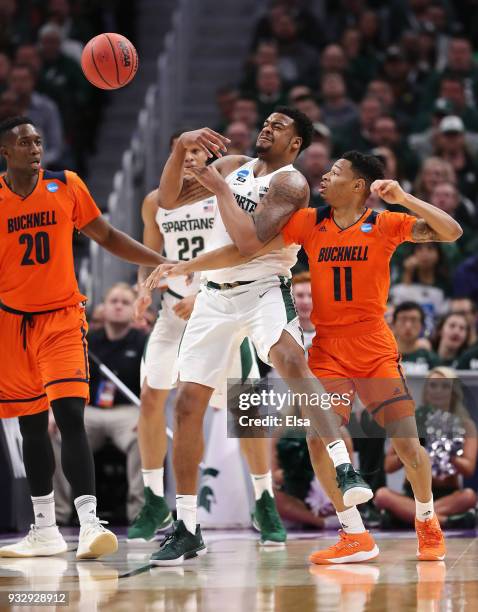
[0,529,476,611]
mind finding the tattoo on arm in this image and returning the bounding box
[252,172,309,243]
[411,219,442,242]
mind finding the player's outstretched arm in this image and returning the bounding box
[191,165,308,256]
[371,180,463,242]
[158,128,242,209]
[82,215,168,266]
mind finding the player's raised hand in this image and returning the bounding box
[189,165,227,193]
[178,128,230,159]
[145,261,191,289]
[173,294,197,320]
[134,292,152,321]
[370,179,407,204]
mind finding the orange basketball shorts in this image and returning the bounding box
[0,303,90,418]
[308,320,415,428]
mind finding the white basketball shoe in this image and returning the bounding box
[0,525,67,557]
[76,518,118,560]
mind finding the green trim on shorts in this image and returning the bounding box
[239,338,254,382]
[279,276,296,323]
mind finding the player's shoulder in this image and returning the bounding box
[214,154,251,176]
[374,208,413,232]
[143,188,160,209]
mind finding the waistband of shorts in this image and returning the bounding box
[314,318,388,338]
[0,302,65,316]
[206,275,290,292]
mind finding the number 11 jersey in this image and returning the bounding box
[281,205,417,337]
[0,169,101,312]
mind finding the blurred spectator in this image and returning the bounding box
[453,254,478,305]
[390,242,450,332]
[437,77,478,132]
[311,121,332,147]
[299,141,331,207]
[371,146,412,193]
[366,79,395,115]
[89,303,105,332]
[433,115,478,200]
[287,84,312,105]
[52,282,146,524]
[335,95,382,154]
[413,156,455,201]
[253,64,287,121]
[375,367,477,528]
[241,40,279,95]
[224,121,253,156]
[0,89,17,122]
[449,297,477,348]
[0,52,10,92]
[320,72,358,131]
[39,19,82,65]
[290,94,321,123]
[392,301,440,374]
[432,312,470,366]
[215,85,238,132]
[369,115,418,179]
[268,12,319,87]
[0,0,33,55]
[291,271,315,351]
[47,0,93,46]
[8,63,63,167]
[380,45,419,119]
[15,44,42,78]
[358,9,386,54]
[231,96,259,132]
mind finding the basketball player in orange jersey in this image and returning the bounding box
[0,116,188,559]
[148,151,462,564]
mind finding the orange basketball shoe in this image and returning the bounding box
[415,516,446,561]
[309,530,379,565]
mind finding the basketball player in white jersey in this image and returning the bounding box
[148,108,371,566]
[127,139,287,546]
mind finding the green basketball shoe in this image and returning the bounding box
[336,463,374,507]
[127,487,173,543]
[252,491,287,546]
[150,520,207,566]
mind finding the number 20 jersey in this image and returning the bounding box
[156,196,216,296]
[0,169,101,312]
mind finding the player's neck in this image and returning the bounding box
[104,322,131,341]
[331,204,367,229]
[253,157,293,176]
[4,168,39,198]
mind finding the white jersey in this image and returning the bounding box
[205,158,300,283]
[156,197,216,296]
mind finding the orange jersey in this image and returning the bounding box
[282,206,417,336]
[0,169,101,311]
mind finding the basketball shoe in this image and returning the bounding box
[336,464,374,507]
[0,525,67,557]
[150,520,206,566]
[76,518,118,560]
[251,491,287,546]
[127,487,173,542]
[415,516,446,561]
[309,530,379,564]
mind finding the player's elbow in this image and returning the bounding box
[442,220,463,242]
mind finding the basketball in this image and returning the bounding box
[81,33,138,90]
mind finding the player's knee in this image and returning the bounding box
[140,385,163,417]
[393,439,422,469]
[462,488,477,508]
[175,386,202,424]
[273,345,307,377]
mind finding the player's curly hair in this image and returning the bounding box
[274,106,313,153]
[342,150,385,189]
[0,116,34,144]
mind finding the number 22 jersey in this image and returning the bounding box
[0,169,101,312]
[281,206,417,336]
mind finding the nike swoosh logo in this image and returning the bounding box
[328,441,341,449]
[163,211,176,217]
[258,290,271,298]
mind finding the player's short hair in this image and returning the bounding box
[274,105,313,152]
[0,115,34,144]
[292,271,311,285]
[342,150,385,189]
[392,301,425,325]
[169,130,183,149]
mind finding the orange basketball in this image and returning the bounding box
[81,33,138,90]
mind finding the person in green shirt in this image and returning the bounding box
[456,343,478,371]
[393,301,440,375]
[432,312,471,367]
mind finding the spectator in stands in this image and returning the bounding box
[52,283,146,524]
[366,79,396,116]
[215,85,238,132]
[437,77,478,132]
[253,63,287,120]
[290,94,321,123]
[450,297,477,348]
[15,44,42,78]
[341,25,379,99]
[390,242,450,333]
[0,89,17,122]
[319,44,349,86]
[320,72,358,131]
[89,303,105,332]
[392,302,440,375]
[413,156,455,202]
[224,121,253,156]
[231,96,259,132]
[311,121,332,148]
[369,115,418,180]
[0,0,31,55]
[371,146,412,193]
[291,271,315,351]
[375,367,477,529]
[432,313,470,367]
[334,95,382,153]
[0,52,10,92]
[268,11,319,88]
[39,19,82,65]
[299,141,331,207]
[453,254,478,306]
[380,45,418,119]
[241,40,279,95]
[287,84,312,105]
[47,0,94,46]
[8,63,63,167]
[433,115,478,200]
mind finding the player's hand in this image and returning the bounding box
[179,128,230,159]
[173,294,197,320]
[145,261,192,289]
[370,179,407,205]
[189,165,227,194]
[134,292,152,321]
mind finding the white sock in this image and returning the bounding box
[251,472,273,500]
[176,495,197,534]
[74,495,97,525]
[415,496,434,522]
[326,440,351,468]
[31,491,56,528]
[336,506,366,534]
[142,468,164,497]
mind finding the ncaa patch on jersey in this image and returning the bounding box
[361,223,373,233]
[237,169,249,177]
[46,182,59,193]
